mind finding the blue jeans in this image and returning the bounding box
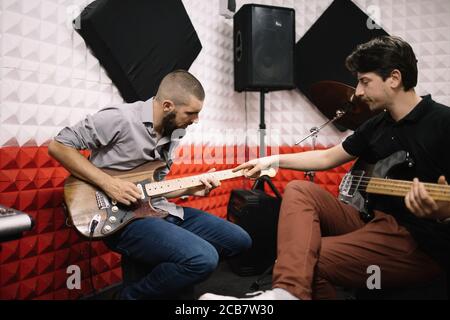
[104,207,252,299]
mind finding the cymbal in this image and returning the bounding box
[308,80,381,131]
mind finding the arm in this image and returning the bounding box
[48,140,111,187]
[277,143,355,171]
[233,143,356,177]
[161,186,206,199]
[48,142,142,206]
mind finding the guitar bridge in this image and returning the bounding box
[95,191,111,210]
[339,170,365,198]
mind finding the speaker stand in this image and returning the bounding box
[259,90,267,157]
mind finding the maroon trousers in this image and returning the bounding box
[272,180,443,300]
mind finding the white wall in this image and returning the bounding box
[1,0,449,149]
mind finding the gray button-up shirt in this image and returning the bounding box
[54,98,186,219]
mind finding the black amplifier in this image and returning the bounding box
[227,176,281,276]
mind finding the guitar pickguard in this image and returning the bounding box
[98,181,169,236]
[339,150,413,214]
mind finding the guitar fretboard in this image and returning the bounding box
[144,169,244,197]
[365,177,450,201]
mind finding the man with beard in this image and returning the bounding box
[200,36,450,300]
[48,70,251,299]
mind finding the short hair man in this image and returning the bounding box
[49,70,251,299]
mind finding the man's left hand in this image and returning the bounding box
[191,168,221,197]
[405,175,450,220]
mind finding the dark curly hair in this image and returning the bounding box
[345,36,418,91]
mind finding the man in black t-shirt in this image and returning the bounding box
[200,36,450,300]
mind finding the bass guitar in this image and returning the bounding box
[339,150,450,221]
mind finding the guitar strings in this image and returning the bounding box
[342,175,450,198]
[145,169,242,194]
[346,182,450,195]
[342,175,450,191]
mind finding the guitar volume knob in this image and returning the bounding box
[109,216,117,223]
[111,206,119,212]
[103,225,112,232]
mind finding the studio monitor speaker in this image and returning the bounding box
[234,4,295,92]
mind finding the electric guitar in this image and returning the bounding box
[64,161,276,239]
[339,150,450,219]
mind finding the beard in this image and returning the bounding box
[160,111,178,137]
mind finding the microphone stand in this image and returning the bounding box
[294,109,347,145]
[294,95,355,182]
[303,127,318,182]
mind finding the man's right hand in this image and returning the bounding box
[102,177,142,205]
[232,155,278,178]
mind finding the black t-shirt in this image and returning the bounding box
[342,95,450,268]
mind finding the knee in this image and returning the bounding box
[197,251,219,276]
[185,244,219,276]
[285,180,316,193]
[241,231,252,251]
[230,227,252,255]
[283,180,319,201]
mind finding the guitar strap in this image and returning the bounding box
[162,145,173,170]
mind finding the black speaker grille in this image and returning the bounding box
[234,4,295,92]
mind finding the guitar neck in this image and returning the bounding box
[145,169,244,197]
[365,177,450,202]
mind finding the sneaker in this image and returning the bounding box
[199,288,298,300]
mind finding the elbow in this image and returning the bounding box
[48,140,62,160]
[318,159,333,171]
[319,144,353,171]
[318,150,337,171]
[47,140,56,158]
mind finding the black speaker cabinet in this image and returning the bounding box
[294,0,388,98]
[233,4,295,92]
[227,178,281,276]
[75,0,202,103]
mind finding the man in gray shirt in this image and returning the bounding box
[49,70,251,299]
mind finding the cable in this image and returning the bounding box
[88,218,99,298]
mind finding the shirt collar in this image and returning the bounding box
[385,94,432,124]
[141,97,154,125]
[140,97,186,145]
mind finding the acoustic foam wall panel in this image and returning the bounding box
[75,0,202,103]
[294,0,388,103]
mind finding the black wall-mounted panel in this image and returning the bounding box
[295,0,389,99]
[75,0,202,102]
